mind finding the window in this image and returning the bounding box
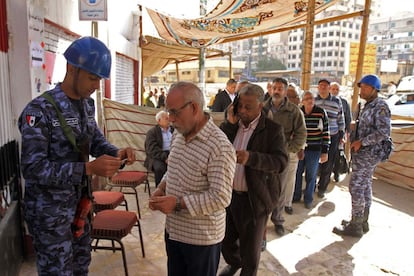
[321,52,326,57]
[322,42,327,47]
[320,61,325,67]
[327,61,332,66]
[315,52,320,57]
[314,61,318,67]
[218,70,229,78]
[322,32,327,38]
[340,51,345,57]
[315,42,320,47]
[316,33,321,38]
[329,31,334,36]
[327,51,333,56]
[328,41,333,46]
[335,41,339,46]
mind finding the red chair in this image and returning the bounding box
[93,190,128,213]
[91,210,145,276]
[109,171,150,219]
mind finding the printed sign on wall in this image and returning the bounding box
[79,0,107,21]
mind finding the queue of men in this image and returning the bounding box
[19,36,390,276]
[145,77,387,276]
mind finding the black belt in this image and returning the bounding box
[233,190,248,196]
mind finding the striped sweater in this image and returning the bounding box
[315,94,345,136]
[301,105,331,153]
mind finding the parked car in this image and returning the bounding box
[386,93,414,117]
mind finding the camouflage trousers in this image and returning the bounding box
[349,147,381,217]
[25,189,91,276]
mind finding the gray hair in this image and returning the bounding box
[155,110,168,121]
[239,83,264,102]
[169,81,205,109]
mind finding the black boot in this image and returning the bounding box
[341,208,370,233]
[333,216,363,237]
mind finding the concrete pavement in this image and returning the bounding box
[19,173,414,275]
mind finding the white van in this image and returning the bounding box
[386,75,414,117]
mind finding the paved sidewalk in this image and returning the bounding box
[19,174,414,275]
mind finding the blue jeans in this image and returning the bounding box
[294,150,321,204]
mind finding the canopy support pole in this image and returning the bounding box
[301,0,315,91]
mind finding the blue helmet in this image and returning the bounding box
[357,74,381,91]
[64,37,111,79]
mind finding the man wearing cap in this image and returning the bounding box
[18,37,135,275]
[315,79,345,198]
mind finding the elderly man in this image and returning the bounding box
[219,83,288,276]
[149,82,236,276]
[330,82,352,181]
[144,110,173,187]
[263,77,306,236]
[315,79,345,198]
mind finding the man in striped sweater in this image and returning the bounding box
[293,91,331,208]
[315,79,345,198]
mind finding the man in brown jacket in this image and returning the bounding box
[219,84,288,276]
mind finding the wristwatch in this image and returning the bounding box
[175,196,181,212]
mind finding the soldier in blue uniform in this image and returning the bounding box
[18,37,135,275]
[333,74,391,237]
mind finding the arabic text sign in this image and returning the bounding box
[79,0,107,21]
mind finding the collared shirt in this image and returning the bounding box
[226,90,236,102]
[161,127,172,151]
[165,117,236,246]
[232,114,260,192]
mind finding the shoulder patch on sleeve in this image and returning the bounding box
[379,107,387,116]
[25,113,42,127]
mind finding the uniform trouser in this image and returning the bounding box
[153,159,167,187]
[221,192,268,276]
[349,147,380,217]
[165,232,221,276]
[318,133,340,193]
[293,150,321,204]
[26,203,91,276]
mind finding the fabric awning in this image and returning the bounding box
[146,0,338,47]
[141,35,228,77]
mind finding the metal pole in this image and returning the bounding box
[351,0,372,113]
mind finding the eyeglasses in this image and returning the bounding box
[166,101,192,117]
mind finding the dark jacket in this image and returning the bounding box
[211,89,232,112]
[220,113,288,216]
[144,125,173,171]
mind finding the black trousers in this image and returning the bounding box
[318,133,340,192]
[165,232,221,276]
[221,192,268,276]
[153,159,167,187]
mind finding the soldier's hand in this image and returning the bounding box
[350,140,362,153]
[117,147,136,165]
[85,155,122,177]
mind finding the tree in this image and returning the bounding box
[255,56,286,72]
